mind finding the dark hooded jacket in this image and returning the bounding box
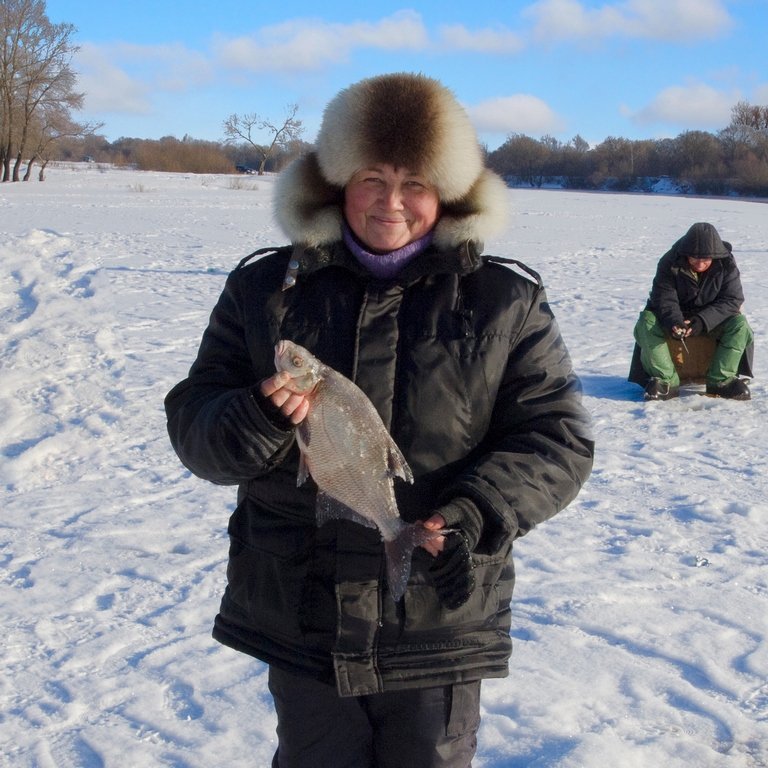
[165,73,593,697]
[646,222,744,332]
[628,222,753,385]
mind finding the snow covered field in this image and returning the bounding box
[1,164,766,767]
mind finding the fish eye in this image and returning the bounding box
[291,355,304,368]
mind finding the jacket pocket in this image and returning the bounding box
[402,551,513,633]
[224,505,314,641]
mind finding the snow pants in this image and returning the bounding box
[268,666,481,768]
[633,310,753,387]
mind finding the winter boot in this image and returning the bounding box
[705,378,750,400]
[644,378,679,401]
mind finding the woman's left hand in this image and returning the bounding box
[420,513,449,556]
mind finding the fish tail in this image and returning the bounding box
[384,524,450,602]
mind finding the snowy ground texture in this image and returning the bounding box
[2,164,767,768]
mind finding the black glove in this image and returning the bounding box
[687,316,705,336]
[428,532,476,610]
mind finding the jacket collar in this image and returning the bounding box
[281,240,484,291]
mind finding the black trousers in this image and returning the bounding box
[268,666,481,768]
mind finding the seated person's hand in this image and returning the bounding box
[685,316,705,336]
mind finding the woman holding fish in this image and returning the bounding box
[165,73,594,767]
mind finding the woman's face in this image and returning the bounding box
[687,256,713,273]
[344,164,440,253]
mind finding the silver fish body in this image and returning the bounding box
[274,340,434,600]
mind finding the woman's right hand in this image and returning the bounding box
[260,372,310,425]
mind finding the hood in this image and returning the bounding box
[674,222,732,259]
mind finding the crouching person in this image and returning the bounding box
[629,222,754,401]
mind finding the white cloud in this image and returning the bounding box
[74,44,152,115]
[73,42,213,115]
[213,11,428,73]
[525,0,733,43]
[626,82,738,128]
[466,95,565,136]
[112,43,213,93]
[437,24,525,54]
[213,13,528,74]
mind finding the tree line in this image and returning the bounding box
[55,131,311,176]
[54,104,309,175]
[486,102,768,198]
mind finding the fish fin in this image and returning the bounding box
[384,524,438,601]
[297,452,310,486]
[385,439,414,484]
[316,492,377,530]
[295,426,312,486]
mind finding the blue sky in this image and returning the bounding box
[46,0,767,150]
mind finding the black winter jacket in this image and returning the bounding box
[645,249,744,333]
[628,241,754,386]
[165,239,593,696]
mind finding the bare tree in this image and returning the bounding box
[570,134,590,154]
[488,133,551,187]
[223,104,304,175]
[593,136,636,177]
[729,100,768,133]
[722,101,768,163]
[557,135,592,182]
[1,0,83,181]
[25,108,102,180]
[673,130,724,182]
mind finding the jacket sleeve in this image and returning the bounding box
[164,271,295,485]
[443,283,594,553]
[648,253,685,331]
[695,259,745,332]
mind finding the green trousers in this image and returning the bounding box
[633,310,753,387]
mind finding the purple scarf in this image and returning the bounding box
[342,222,434,279]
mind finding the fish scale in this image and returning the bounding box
[274,339,446,600]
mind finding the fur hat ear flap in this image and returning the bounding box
[273,152,344,247]
[434,169,509,249]
[316,72,484,203]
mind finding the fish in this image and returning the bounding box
[273,339,445,601]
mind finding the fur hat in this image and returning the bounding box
[675,222,732,259]
[274,72,508,249]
